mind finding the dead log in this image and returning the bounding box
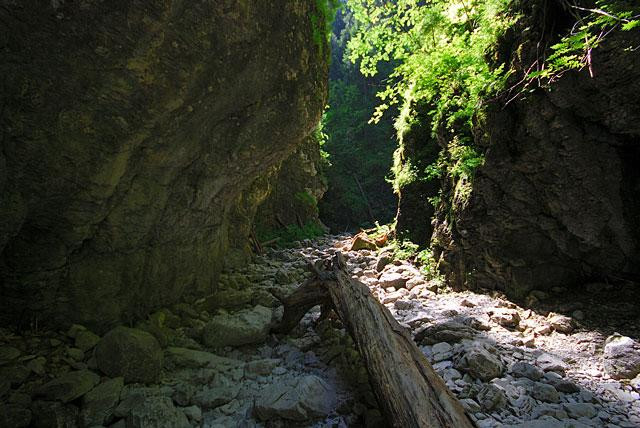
[249,228,263,254]
[275,253,474,428]
[260,237,281,247]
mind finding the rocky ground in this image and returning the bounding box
[1,234,639,427]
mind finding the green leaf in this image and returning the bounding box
[622,20,640,31]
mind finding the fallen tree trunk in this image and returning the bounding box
[275,253,474,428]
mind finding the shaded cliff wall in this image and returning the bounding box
[393,103,440,247]
[0,1,328,331]
[255,133,328,235]
[397,2,640,299]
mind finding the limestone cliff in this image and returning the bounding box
[397,1,640,299]
[255,133,328,236]
[0,1,328,331]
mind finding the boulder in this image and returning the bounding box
[182,405,202,423]
[30,401,79,428]
[192,375,240,409]
[375,253,393,272]
[415,321,477,344]
[547,314,574,334]
[254,375,336,421]
[35,370,100,403]
[114,387,173,418]
[476,384,507,411]
[531,403,568,420]
[79,377,124,427]
[95,326,163,384]
[490,308,520,328]
[0,403,31,428]
[378,272,408,289]
[381,290,406,304]
[531,382,560,403]
[454,345,504,381]
[75,330,101,352]
[603,334,640,379]
[164,347,243,371]
[26,357,46,376]
[0,346,21,364]
[536,353,568,375]
[245,358,281,377]
[275,270,292,285]
[202,305,273,348]
[431,342,453,362]
[511,362,543,381]
[66,347,84,361]
[125,396,190,428]
[550,378,579,393]
[563,402,597,419]
[350,233,377,251]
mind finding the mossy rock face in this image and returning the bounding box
[427,3,640,298]
[256,134,328,233]
[95,327,163,384]
[0,1,328,331]
[393,100,441,248]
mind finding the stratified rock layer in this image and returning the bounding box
[0,1,327,331]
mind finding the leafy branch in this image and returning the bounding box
[525,0,639,84]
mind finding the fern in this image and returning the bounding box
[528,0,640,82]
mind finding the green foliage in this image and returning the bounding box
[528,1,640,82]
[294,191,318,208]
[416,248,442,280]
[312,0,342,54]
[385,239,442,279]
[346,0,514,135]
[346,0,508,213]
[257,221,326,248]
[319,7,397,230]
[369,221,394,240]
[390,149,418,192]
[448,138,485,179]
[312,117,331,165]
[391,239,419,260]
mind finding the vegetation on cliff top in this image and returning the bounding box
[340,0,639,237]
[312,0,342,54]
[529,0,640,83]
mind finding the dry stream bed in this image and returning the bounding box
[1,235,639,427]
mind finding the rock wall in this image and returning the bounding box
[432,3,640,299]
[0,1,328,331]
[393,102,440,247]
[391,1,640,300]
[255,133,328,235]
